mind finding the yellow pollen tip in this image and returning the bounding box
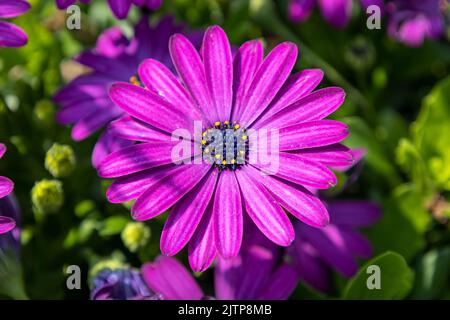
[204,148,210,154]
[234,124,240,129]
[222,160,227,165]
[224,121,229,125]
[242,135,247,141]
[239,150,245,155]
[215,154,221,159]
[215,121,221,126]
[130,76,140,86]
[231,159,236,164]
[201,140,207,145]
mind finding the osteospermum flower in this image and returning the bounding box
[55,0,162,19]
[99,25,351,271]
[288,0,384,28]
[0,0,30,48]
[0,144,15,234]
[54,17,201,167]
[384,0,447,47]
[289,200,381,292]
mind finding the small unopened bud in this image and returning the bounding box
[121,222,151,253]
[345,37,376,71]
[31,179,64,214]
[45,143,76,178]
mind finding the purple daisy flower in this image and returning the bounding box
[91,268,160,300]
[385,0,446,47]
[0,0,30,48]
[55,0,162,20]
[99,25,351,271]
[54,17,201,168]
[0,144,15,234]
[289,200,381,292]
[288,0,384,28]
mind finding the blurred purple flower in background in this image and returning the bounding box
[289,200,381,292]
[55,0,162,19]
[54,17,200,168]
[0,144,15,234]
[99,25,351,271]
[0,0,30,48]
[385,0,447,47]
[91,268,160,300]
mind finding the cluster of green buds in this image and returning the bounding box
[45,143,76,178]
[31,179,64,214]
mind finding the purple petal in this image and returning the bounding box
[0,0,30,18]
[0,143,6,158]
[56,97,113,125]
[55,0,76,9]
[254,87,345,130]
[0,216,16,234]
[109,82,197,134]
[328,200,381,227]
[259,264,299,300]
[239,42,298,127]
[0,176,14,198]
[132,164,211,221]
[95,27,129,58]
[318,0,352,29]
[259,69,324,122]
[279,120,349,151]
[71,106,122,141]
[236,168,294,246]
[340,226,373,258]
[254,152,337,189]
[244,165,329,227]
[107,0,132,19]
[293,144,354,167]
[108,116,169,143]
[231,40,264,121]
[214,171,243,258]
[214,255,243,300]
[98,142,187,178]
[203,26,233,122]
[188,201,217,272]
[0,21,28,48]
[138,59,204,123]
[53,74,111,104]
[91,129,133,169]
[75,52,132,78]
[169,33,217,124]
[288,0,315,22]
[142,256,203,300]
[106,165,181,203]
[161,171,218,256]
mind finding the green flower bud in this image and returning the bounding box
[45,143,76,178]
[31,179,64,214]
[345,37,376,72]
[121,222,151,253]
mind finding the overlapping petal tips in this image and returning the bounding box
[288,0,316,22]
[142,256,204,300]
[108,82,197,133]
[318,0,352,29]
[91,129,133,169]
[0,176,14,199]
[253,87,346,129]
[279,120,349,151]
[239,42,298,127]
[98,142,184,178]
[245,165,329,228]
[328,200,381,227]
[261,69,324,121]
[188,201,217,272]
[0,143,6,158]
[236,168,295,246]
[169,33,218,123]
[214,255,242,300]
[213,171,243,259]
[107,0,132,19]
[259,264,299,300]
[0,0,31,18]
[0,21,28,48]
[203,26,233,122]
[294,144,354,167]
[131,164,211,221]
[0,215,16,234]
[232,40,264,121]
[138,59,203,122]
[161,172,218,256]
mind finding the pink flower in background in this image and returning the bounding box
[55,0,162,19]
[0,144,15,234]
[99,25,351,270]
[0,0,30,48]
[54,17,201,168]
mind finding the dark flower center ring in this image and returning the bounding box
[201,121,249,171]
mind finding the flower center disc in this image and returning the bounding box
[201,121,248,171]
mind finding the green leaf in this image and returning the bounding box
[411,247,450,299]
[98,215,129,237]
[343,252,414,300]
[366,184,431,261]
